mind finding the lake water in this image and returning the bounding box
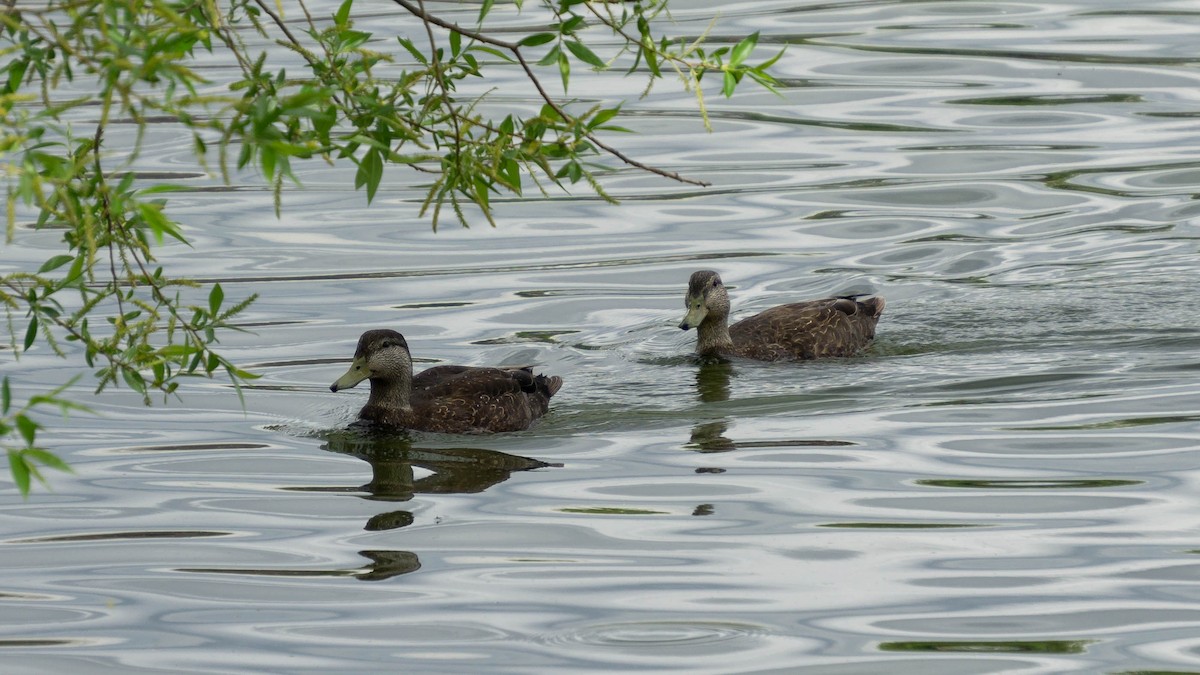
[5,0,1200,672]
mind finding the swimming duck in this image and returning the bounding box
[678,270,884,361]
[330,329,562,433]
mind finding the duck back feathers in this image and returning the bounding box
[407,365,562,433]
[729,295,884,361]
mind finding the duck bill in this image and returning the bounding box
[678,304,708,331]
[330,357,369,392]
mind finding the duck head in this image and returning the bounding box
[330,329,413,392]
[679,270,730,330]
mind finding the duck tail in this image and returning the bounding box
[864,296,885,320]
[538,374,564,398]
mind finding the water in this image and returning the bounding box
[5,0,1200,672]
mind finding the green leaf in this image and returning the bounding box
[23,315,37,352]
[136,184,189,196]
[159,344,197,359]
[560,16,585,34]
[519,33,556,47]
[450,30,461,58]
[730,32,759,68]
[467,46,514,63]
[122,369,146,394]
[565,40,606,69]
[357,149,383,203]
[396,37,429,65]
[558,51,570,93]
[208,283,224,315]
[261,146,276,181]
[15,414,37,446]
[37,255,74,273]
[1,377,10,414]
[225,365,261,381]
[537,44,561,67]
[338,30,370,51]
[9,451,30,497]
[335,0,353,26]
[643,46,660,78]
[755,47,786,73]
[474,175,491,212]
[5,58,28,96]
[136,203,189,245]
[722,70,737,98]
[22,449,72,473]
[747,70,782,96]
[478,0,495,23]
[588,106,621,130]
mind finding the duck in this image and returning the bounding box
[678,270,884,361]
[330,329,562,433]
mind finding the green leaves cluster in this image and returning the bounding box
[1,0,781,495]
[2,1,259,496]
[1,379,84,494]
[219,0,783,225]
[2,378,83,496]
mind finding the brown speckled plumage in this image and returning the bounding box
[330,329,562,433]
[678,270,884,361]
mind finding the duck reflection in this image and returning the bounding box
[319,429,556,531]
[687,361,737,454]
[694,359,734,404]
[177,549,420,582]
[356,549,421,581]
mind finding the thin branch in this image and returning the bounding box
[91,125,127,324]
[416,0,464,163]
[250,0,305,47]
[388,0,711,187]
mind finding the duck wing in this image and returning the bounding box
[410,365,562,433]
[730,296,884,361]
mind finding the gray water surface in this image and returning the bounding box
[5,0,1200,672]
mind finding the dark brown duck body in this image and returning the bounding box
[331,329,562,433]
[679,270,884,361]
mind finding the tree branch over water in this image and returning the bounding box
[0,0,781,495]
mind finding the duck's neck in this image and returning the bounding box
[696,312,735,356]
[361,373,415,424]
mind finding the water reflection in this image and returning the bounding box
[177,549,420,582]
[321,431,554,499]
[687,362,737,454]
[310,430,556,532]
[11,0,1200,668]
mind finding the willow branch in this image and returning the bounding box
[387,0,711,187]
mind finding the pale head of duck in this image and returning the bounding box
[330,329,414,394]
[679,270,730,331]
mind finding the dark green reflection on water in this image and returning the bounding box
[879,640,1094,653]
[1009,414,1200,430]
[821,523,980,529]
[951,94,1143,106]
[1114,671,1200,675]
[472,329,579,345]
[559,507,670,515]
[917,479,1142,489]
